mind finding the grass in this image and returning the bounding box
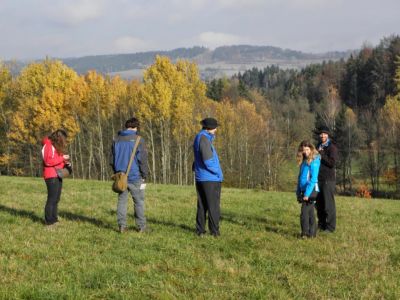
[0,176,399,299]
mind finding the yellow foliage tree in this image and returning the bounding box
[8,60,85,175]
[9,60,83,144]
[142,56,207,184]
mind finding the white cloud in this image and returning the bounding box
[46,0,105,26]
[195,32,249,48]
[113,36,152,53]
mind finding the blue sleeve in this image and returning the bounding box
[304,158,320,197]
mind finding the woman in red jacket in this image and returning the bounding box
[42,129,70,226]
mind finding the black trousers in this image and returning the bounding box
[316,180,336,232]
[300,201,316,237]
[196,181,221,235]
[45,177,63,225]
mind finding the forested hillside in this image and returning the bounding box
[5,45,352,76]
[0,36,399,198]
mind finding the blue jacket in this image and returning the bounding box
[296,155,320,197]
[193,130,223,182]
[111,130,148,183]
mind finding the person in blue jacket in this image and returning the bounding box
[296,140,321,238]
[193,118,223,237]
[111,117,149,233]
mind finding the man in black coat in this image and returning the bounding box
[316,126,338,233]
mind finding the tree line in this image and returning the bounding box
[1,35,400,197]
[207,36,400,197]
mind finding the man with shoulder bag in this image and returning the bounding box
[110,117,149,233]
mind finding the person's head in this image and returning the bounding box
[317,125,330,144]
[201,118,218,134]
[125,117,140,131]
[297,140,319,165]
[49,129,68,154]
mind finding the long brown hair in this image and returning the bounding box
[49,129,68,154]
[296,140,319,165]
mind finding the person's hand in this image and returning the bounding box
[303,196,309,201]
[63,154,70,161]
[140,180,146,190]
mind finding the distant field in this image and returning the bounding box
[0,176,399,299]
[109,59,330,80]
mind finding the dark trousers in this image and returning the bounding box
[316,180,336,232]
[196,181,221,235]
[300,201,316,237]
[45,177,63,225]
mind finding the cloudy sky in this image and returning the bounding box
[1,0,399,60]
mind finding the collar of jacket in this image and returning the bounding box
[318,138,331,148]
[119,129,137,137]
[201,129,215,142]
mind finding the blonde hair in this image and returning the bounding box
[296,140,319,165]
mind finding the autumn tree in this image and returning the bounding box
[8,60,83,176]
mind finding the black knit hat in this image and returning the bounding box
[317,125,330,135]
[201,118,218,129]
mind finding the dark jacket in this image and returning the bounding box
[317,140,338,182]
[193,130,223,182]
[110,130,148,183]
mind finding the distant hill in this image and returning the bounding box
[6,45,355,79]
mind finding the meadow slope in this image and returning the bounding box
[0,176,399,299]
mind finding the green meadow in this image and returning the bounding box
[0,176,399,299]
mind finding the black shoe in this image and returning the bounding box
[211,232,220,238]
[138,226,152,233]
[118,226,127,233]
[196,231,206,237]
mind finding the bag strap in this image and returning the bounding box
[126,136,141,174]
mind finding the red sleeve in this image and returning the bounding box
[42,144,64,167]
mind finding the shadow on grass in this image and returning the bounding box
[0,204,44,224]
[107,209,194,233]
[0,204,116,231]
[221,211,268,227]
[221,210,298,238]
[59,210,115,231]
[147,217,194,233]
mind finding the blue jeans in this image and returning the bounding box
[117,181,146,229]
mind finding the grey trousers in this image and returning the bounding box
[300,201,316,237]
[117,181,146,229]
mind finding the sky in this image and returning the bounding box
[0,0,399,60]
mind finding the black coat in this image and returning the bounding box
[317,141,338,182]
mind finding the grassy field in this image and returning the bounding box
[0,176,399,299]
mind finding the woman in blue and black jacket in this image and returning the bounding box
[296,140,321,238]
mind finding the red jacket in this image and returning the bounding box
[42,137,65,179]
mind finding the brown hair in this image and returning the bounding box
[49,129,68,154]
[296,140,319,165]
[125,117,140,130]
